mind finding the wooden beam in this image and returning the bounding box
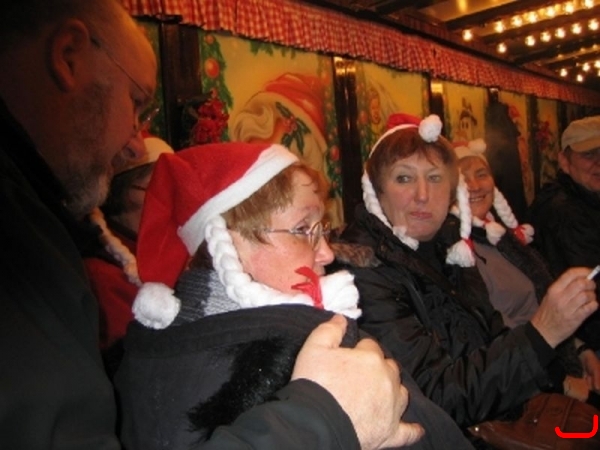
[446,0,557,31]
[482,8,599,44]
[512,35,600,64]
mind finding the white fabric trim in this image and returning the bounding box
[178,144,298,255]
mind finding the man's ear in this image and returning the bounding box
[558,150,571,174]
[48,19,90,92]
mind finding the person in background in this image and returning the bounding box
[115,141,473,450]
[0,1,432,448]
[0,0,156,447]
[336,113,597,428]
[529,116,600,352]
[86,132,174,369]
[456,138,600,399]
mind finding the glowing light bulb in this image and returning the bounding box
[594,60,600,68]
[541,31,552,42]
[565,2,575,14]
[525,35,536,46]
[560,68,568,77]
[589,19,599,31]
[511,16,523,27]
[584,0,594,8]
[494,21,505,33]
[545,6,556,17]
[556,28,566,38]
[497,43,507,53]
[576,74,584,82]
[583,62,591,71]
[462,29,473,41]
[572,23,582,34]
[527,12,538,23]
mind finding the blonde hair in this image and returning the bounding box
[222,163,328,243]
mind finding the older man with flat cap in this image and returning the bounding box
[529,115,600,355]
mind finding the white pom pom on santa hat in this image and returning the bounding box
[132,282,181,329]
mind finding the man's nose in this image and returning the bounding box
[123,131,146,161]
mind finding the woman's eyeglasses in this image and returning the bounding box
[262,221,331,249]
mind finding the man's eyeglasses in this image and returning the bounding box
[90,36,160,132]
[262,221,331,249]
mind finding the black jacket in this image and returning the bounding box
[337,205,562,428]
[0,99,120,448]
[115,269,474,450]
[529,171,600,348]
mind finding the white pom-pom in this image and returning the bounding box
[513,224,534,245]
[132,282,181,329]
[446,239,475,267]
[484,221,506,245]
[468,138,486,153]
[419,115,443,142]
[319,271,362,319]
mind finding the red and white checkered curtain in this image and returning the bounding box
[121,0,600,106]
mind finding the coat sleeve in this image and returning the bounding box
[198,380,360,450]
[352,264,557,427]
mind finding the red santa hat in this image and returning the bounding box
[131,142,362,329]
[453,139,534,246]
[361,113,475,267]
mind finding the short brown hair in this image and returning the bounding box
[366,127,458,195]
[222,163,328,243]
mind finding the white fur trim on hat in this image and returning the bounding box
[132,282,181,329]
[454,138,487,162]
[178,144,298,255]
[204,215,361,318]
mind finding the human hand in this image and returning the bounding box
[292,315,424,450]
[530,268,597,348]
[563,375,590,402]
[580,349,600,391]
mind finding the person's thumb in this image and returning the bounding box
[302,314,347,350]
[385,422,425,448]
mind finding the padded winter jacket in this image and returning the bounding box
[337,205,563,427]
[529,171,600,349]
[115,268,474,450]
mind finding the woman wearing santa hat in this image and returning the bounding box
[85,132,174,369]
[113,141,474,450]
[335,112,598,428]
[455,139,600,400]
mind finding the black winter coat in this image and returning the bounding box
[0,100,120,448]
[337,205,562,428]
[115,269,474,450]
[529,171,600,349]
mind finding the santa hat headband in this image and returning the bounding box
[132,142,361,329]
[89,134,174,285]
[453,139,533,246]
